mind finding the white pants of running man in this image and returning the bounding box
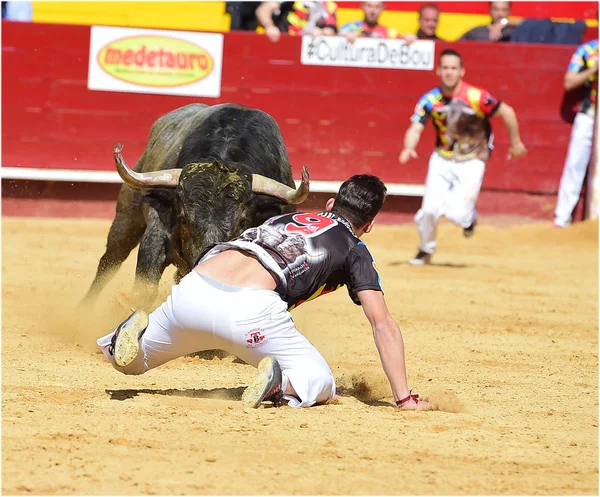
[555,111,595,227]
[97,271,336,408]
[415,151,486,254]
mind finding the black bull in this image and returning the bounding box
[81,103,309,308]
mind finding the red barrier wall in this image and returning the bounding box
[1,20,591,220]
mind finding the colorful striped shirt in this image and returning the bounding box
[277,1,338,36]
[339,20,398,39]
[567,39,598,115]
[410,81,501,161]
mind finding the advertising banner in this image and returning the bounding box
[88,26,223,97]
[301,36,434,71]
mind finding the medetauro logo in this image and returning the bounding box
[97,35,214,87]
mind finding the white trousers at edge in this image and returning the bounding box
[415,151,486,254]
[555,112,595,227]
[97,271,336,408]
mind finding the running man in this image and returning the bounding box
[399,48,527,265]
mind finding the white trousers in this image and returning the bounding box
[415,152,486,254]
[97,271,336,408]
[554,112,595,227]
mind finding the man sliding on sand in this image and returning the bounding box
[98,174,434,410]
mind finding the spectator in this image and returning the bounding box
[398,49,528,265]
[227,2,261,31]
[554,39,599,228]
[509,19,586,46]
[460,1,521,42]
[416,3,443,40]
[256,1,337,43]
[1,1,32,21]
[339,1,398,43]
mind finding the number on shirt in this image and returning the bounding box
[285,213,337,238]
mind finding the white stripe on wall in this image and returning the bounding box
[0,167,425,197]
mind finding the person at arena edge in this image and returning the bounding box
[97,174,433,411]
[415,3,443,41]
[339,1,398,43]
[554,39,599,228]
[256,1,338,43]
[399,48,528,265]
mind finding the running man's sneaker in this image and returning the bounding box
[242,356,283,408]
[409,250,431,265]
[463,219,477,238]
[108,311,149,367]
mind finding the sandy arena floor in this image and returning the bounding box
[2,215,598,495]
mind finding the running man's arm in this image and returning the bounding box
[495,102,528,159]
[399,121,425,163]
[400,92,431,164]
[357,289,432,410]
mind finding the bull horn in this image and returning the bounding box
[251,166,310,204]
[114,143,181,188]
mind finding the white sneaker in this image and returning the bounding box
[242,356,283,408]
[409,250,431,265]
[108,311,149,367]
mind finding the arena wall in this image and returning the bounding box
[1,20,591,221]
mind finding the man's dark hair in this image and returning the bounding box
[418,3,440,18]
[331,174,387,228]
[439,48,463,67]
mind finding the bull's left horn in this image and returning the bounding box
[114,143,181,188]
[251,166,310,204]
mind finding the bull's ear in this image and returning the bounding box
[142,190,179,228]
[142,189,177,210]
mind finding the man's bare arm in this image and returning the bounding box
[357,289,431,410]
[256,1,279,28]
[495,102,527,159]
[399,121,425,163]
[564,66,598,91]
[256,2,282,42]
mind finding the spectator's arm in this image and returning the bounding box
[256,1,282,42]
[565,66,598,91]
[403,33,417,44]
[256,2,279,29]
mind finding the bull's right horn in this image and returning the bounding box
[251,166,310,204]
[114,143,181,188]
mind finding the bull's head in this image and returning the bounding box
[113,143,309,269]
